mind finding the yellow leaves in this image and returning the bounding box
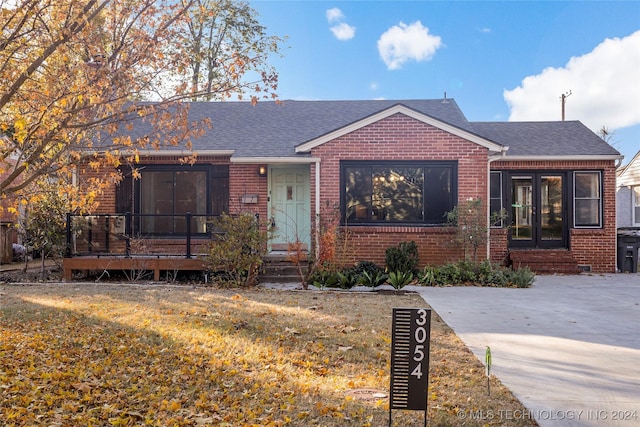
[71,382,95,393]
[3,287,525,427]
[12,117,28,143]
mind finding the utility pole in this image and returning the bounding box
[560,90,572,121]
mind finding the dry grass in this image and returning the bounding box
[0,283,538,426]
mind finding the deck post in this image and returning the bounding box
[105,215,110,253]
[65,212,72,257]
[125,212,131,258]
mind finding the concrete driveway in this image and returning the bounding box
[414,274,640,427]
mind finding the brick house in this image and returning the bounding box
[67,99,622,277]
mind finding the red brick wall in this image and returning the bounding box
[490,159,618,273]
[310,113,488,268]
[229,164,269,220]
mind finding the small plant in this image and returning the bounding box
[308,269,340,289]
[417,266,437,286]
[385,241,419,274]
[336,269,359,289]
[359,270,388,287]
[504,266,535,288]
[387,271,414,290]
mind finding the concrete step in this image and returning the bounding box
[259,253,308,283]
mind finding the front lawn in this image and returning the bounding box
[0,284,537,426]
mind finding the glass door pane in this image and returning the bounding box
[541,176,563,240]
[512,177,533,241]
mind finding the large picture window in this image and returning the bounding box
[341,161,457,225]
[116,164,229,236]
[574,171,602,227]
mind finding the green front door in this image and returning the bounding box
[269,166,311,251]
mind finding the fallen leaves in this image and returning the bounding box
[0,285,537,426]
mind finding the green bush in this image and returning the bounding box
[504,266,535,288]
[385,241,419,274]
[203,213,269,287]
[352,260,384,277]
[416,261,534,288]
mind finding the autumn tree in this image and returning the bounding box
[0,0,282,213]
[176,0,282,101]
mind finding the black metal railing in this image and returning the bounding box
[65,212,221,259]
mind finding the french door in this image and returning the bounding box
[508,173,567,248]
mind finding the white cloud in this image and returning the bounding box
[326,7,344,23]
[326,8,355,41]
[330,22,356,41]
[504,30,640,132]
[377,21,442,70]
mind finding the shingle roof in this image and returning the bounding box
[124,99,474,157]
[117,99,620,159]
[470,121,621,157]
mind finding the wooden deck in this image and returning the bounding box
[63,256,207,281]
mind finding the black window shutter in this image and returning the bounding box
[210,165,229,215]
[116,167,134,214]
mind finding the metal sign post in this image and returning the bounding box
[389,308,431,427]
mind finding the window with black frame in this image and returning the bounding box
[341,161,456,225]
[489,171,503,227]
[115,164,229,236]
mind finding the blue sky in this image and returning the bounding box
[249,1,640,165]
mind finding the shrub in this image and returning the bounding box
[504,266,535,288]
[203,213,269,287]
[445,198,506,265]
[416,262,534,288]
[385,241,419,274]
[352,260,384,277]
[417,266,437,286]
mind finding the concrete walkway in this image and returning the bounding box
[415,274,640,427]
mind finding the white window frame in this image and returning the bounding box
[633,185,640,226]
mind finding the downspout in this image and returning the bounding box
[487,147,508,262]
[314,159,321,257]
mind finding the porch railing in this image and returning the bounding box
[65,212,221,259]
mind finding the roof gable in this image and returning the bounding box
[617,150,640,184]
[294,104,504,154]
